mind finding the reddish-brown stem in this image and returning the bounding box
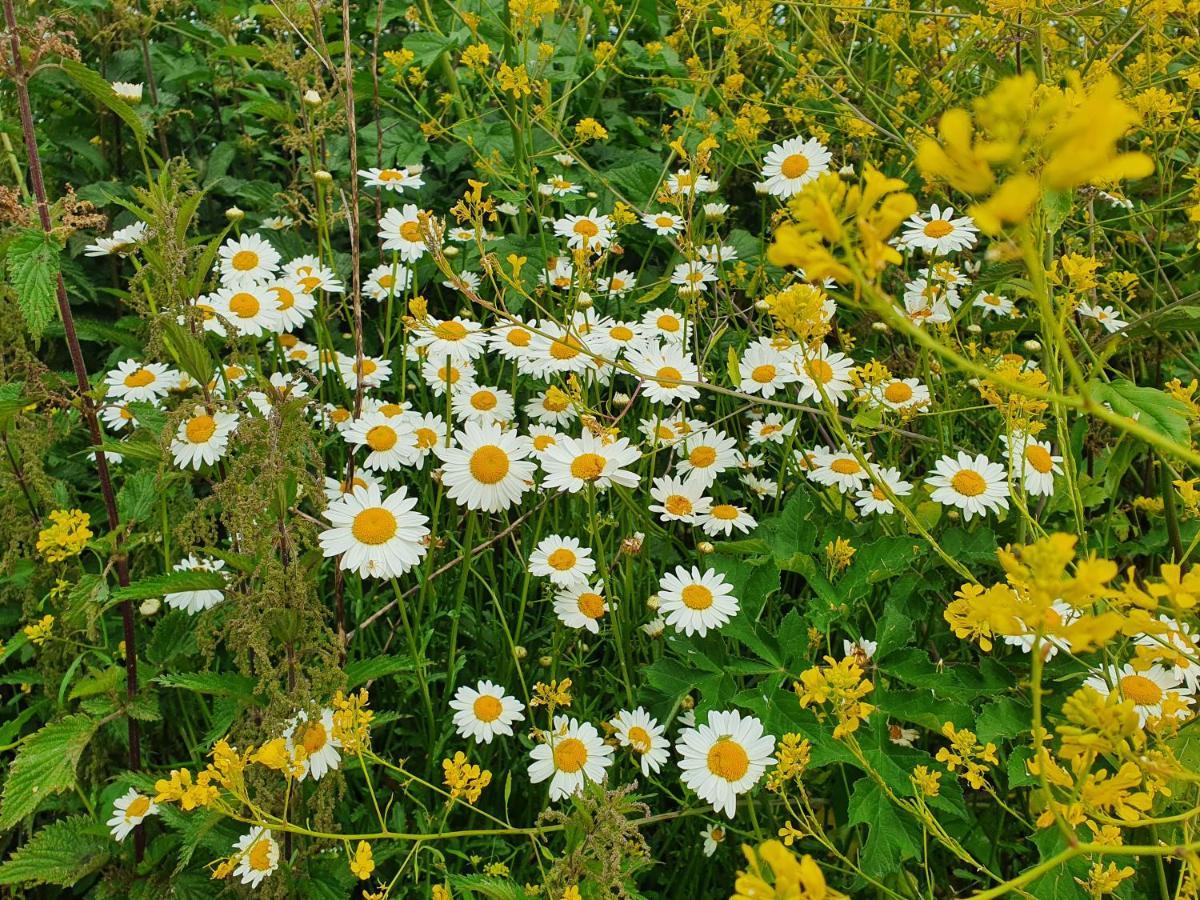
[4,0,143,857]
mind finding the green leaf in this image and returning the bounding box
[60,59,147,145]
[0,815,111,887]
[117,470,158,524]
[0,715,99,830]
[345,655,414,688]
[109,570,226,603]
[5,229,60,339]
[1090,379,1191,448]
[846,779,922,876]
[155,671,256,696]
[160,319,215,384]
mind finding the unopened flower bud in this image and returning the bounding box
[697,541,715,554]
[140,597,161,616]
[872,321,889,332]
[646,594,660,611]
[302,89,321,106]
[1023,339,1042,352]
[539,655,553,667]
[514,645,527,659]
[444,245,460,258]
[754,299,770,312]
[966,323,982,334]
[225,206,245,222]
[576,291,593,309]
[314,169,333,185]
[680,695,695,710]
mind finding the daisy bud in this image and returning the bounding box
[139,597,161,616]
[754,299,770,312]
[872,321,890,332]
[444,245,460,258]
[694,404,707,414]
[620,532,645,555]
[839,164,855,177]
[586,191,598,199]
[576,291,593,309]
[646,594,660,611]
[1024,339,1042,352]
[314,169,333,184]
[539,655,553,667]
[225,206,245,222]
[514,645,527,659]
[408,164,424,175]
[680,694,695,710]
[966,323,982,334]
[302,89,321,106]
[753,181,769,195]
[612,392,631,405]
[697,541,715,554]
[968,377,981,388]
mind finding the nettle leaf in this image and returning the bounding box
[846,779,922,876]
[109,570,226,603]
[0,814,111,887]
[0,714,99,830]
[5,229,60,339]
[345,655,414,688]
[1090,379,1191,448]
[60,59,147,145]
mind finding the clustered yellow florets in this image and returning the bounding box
[36,508,92,562]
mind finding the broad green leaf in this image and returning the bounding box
[60,59,147,145]
[1090,379,1191,448]
[0,815,110,887]
[155,671,256,696]
[109,570,226,603]
[0,715,99,830]
[5,229,60,338]
[846,779,922,876]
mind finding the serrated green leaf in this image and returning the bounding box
[0,815,110,886]
[846,779,922,876]
[344,655,414,689]
[0,715,99,830]
[60,60,147,145]
[5,229,60,339]
[109,570,226,603]
[155,671,256,696]
[1090,379,1191,448]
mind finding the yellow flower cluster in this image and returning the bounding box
[732,840,845,900]
[916,74,1154,233]
[767,167,917,284]
[22,614,54,646]
[794,656,875,740]
[934,722,998,790]
[36,509,92,562]
[443,751,492,804]
[333,688,374,753]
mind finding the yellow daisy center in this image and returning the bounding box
[1119,673,1163,706]
[655,215,675,228]
[301,722,327,754]
[883,382,914,404]
[573,219,600,237]
[664,495,694,516]
[124,368,155,388]
[830,458,861,475]
[469,445,510,484]
[627,726,652,753]
[780,153,810,179]
[689,446,717,468]
[656,366,683,388]
[681,584,714,610]
[547,548,577,571]
[751,364,776,384]
[610,325,634,342]
[533,434,556,451]
[351,507,398,545]
[473,694,503,722]
[550,336,582,360]
[399,220,422,242]
[125,795,150,820]
[577,592,605,619]
[951,469,987,497]
[1025,445,1053,474]
[711,504,739,521]
[366,425,397,452]
[706,738,750,781]
[231,249,259,271]
[248,838,274,871]
[507,327,532,347]
[229,292,260,318]
[185,415,217,444]
[415,427,438,449]
[553,737,588,773]
[434,320,468,341]
[570,453,606,482]
[471,390,497,411]
[923,219,954,238]
[806,358,834,384]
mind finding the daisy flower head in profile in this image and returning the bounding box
[671,259,719,295]
[658,565,740,637]
[1077,301,1128,333]
[701,823,726,856]
[111,81,144,103]
[434,420,537,513]
[973,290,1015,317]
[100,401,138,433]
[598,269,637,297]
[450,680,526,744]
[261,215,294,230]
[412,316,489,364]
[1002,432,1062,497]
[1084,663,1192,727]
[667,169,717,196]
[540,429,642,494]
[104,359,178,403]
[792,343,855,406]
[677,709,776,818]
[364,261,413,301]
[553,581,608,634]
[528,534,595,588]
[553,208,614,251]
[84,221,149,257]
[323,469,382,503]
[232,827,280,888]
[284,255,344,294]
[379,204,434,261]
[338,353,393,391]
[899,205,979,255]
[642,210,685,236]
[926,451,1010,520]
[539,173,582,196]
[611,707,670,775]
[901,286,952,328]
[625,345,702,406]
[649,473,712,524]
[760,136,832,198]
[164,554,228,614]
[267,279,318,332]
[283,708,341,781]
[319,484,430,579]
[170,406,239,470]
[357,165,424,192]
[343,410,419,472]
[528,716,614,801]
[853,466,913,516]
[108,787,158,841]
[698,502,758,537]
[217,232,280,286]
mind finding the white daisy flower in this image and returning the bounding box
[528,716,614,801]
[670,260,718,294]
[666,169,717,196]
[528,534,595,588]
[104,359,178,403]
[364,262,413,301]
[1003,432,1062,497]
[760,136,832,197]
[697,503,758,537]
[792,343,855,406]
[527,425,562,458]
[1077,302,1127,333]
[926,452,1010,520]
[412,316,489,364]
[1001,600,1080,660]
[452,384,516,425]
[100,401,138,432]
[420,357,477,397]
[284,255,344,294]
[658,565,740,637]
[701,823,726,856]
[675,429,738,487]
[900,205,979,255]
[450,680,526,744]
[677,709,775,818]
[343,411,419,471]
[598,269,637,296]
[973,290,1015,317]
[902,286,953,327]
[553,581,608,634]
[611,707,670,775]
[553,208,614,251]
[539,430,641,493]
[853,466,913,516]
[640,307,688,345]
[434,421,537,512]
[1084,664,1191,727]
[323,470,382,503]
[283,708,341,781]
[642,211,685,235]
[213,285,283,337]
[111,81,144,103]
[107,787,157,842]
[738,340,796,398]
[338,354,392,391]
[539,174,582,196]
[868,377,931,412]
[379,204,434,261]
[747,413,796,445]
[170,406,238,470]
[217,233,280,286]
[649,474,712,524]
[357,165,424,192]
[625,345,702,406]
[524,386,577,427]
[232,827,280,888]
[319,484,430,579]
[84,221,148,257]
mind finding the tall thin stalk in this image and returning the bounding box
[3,0,143,855]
